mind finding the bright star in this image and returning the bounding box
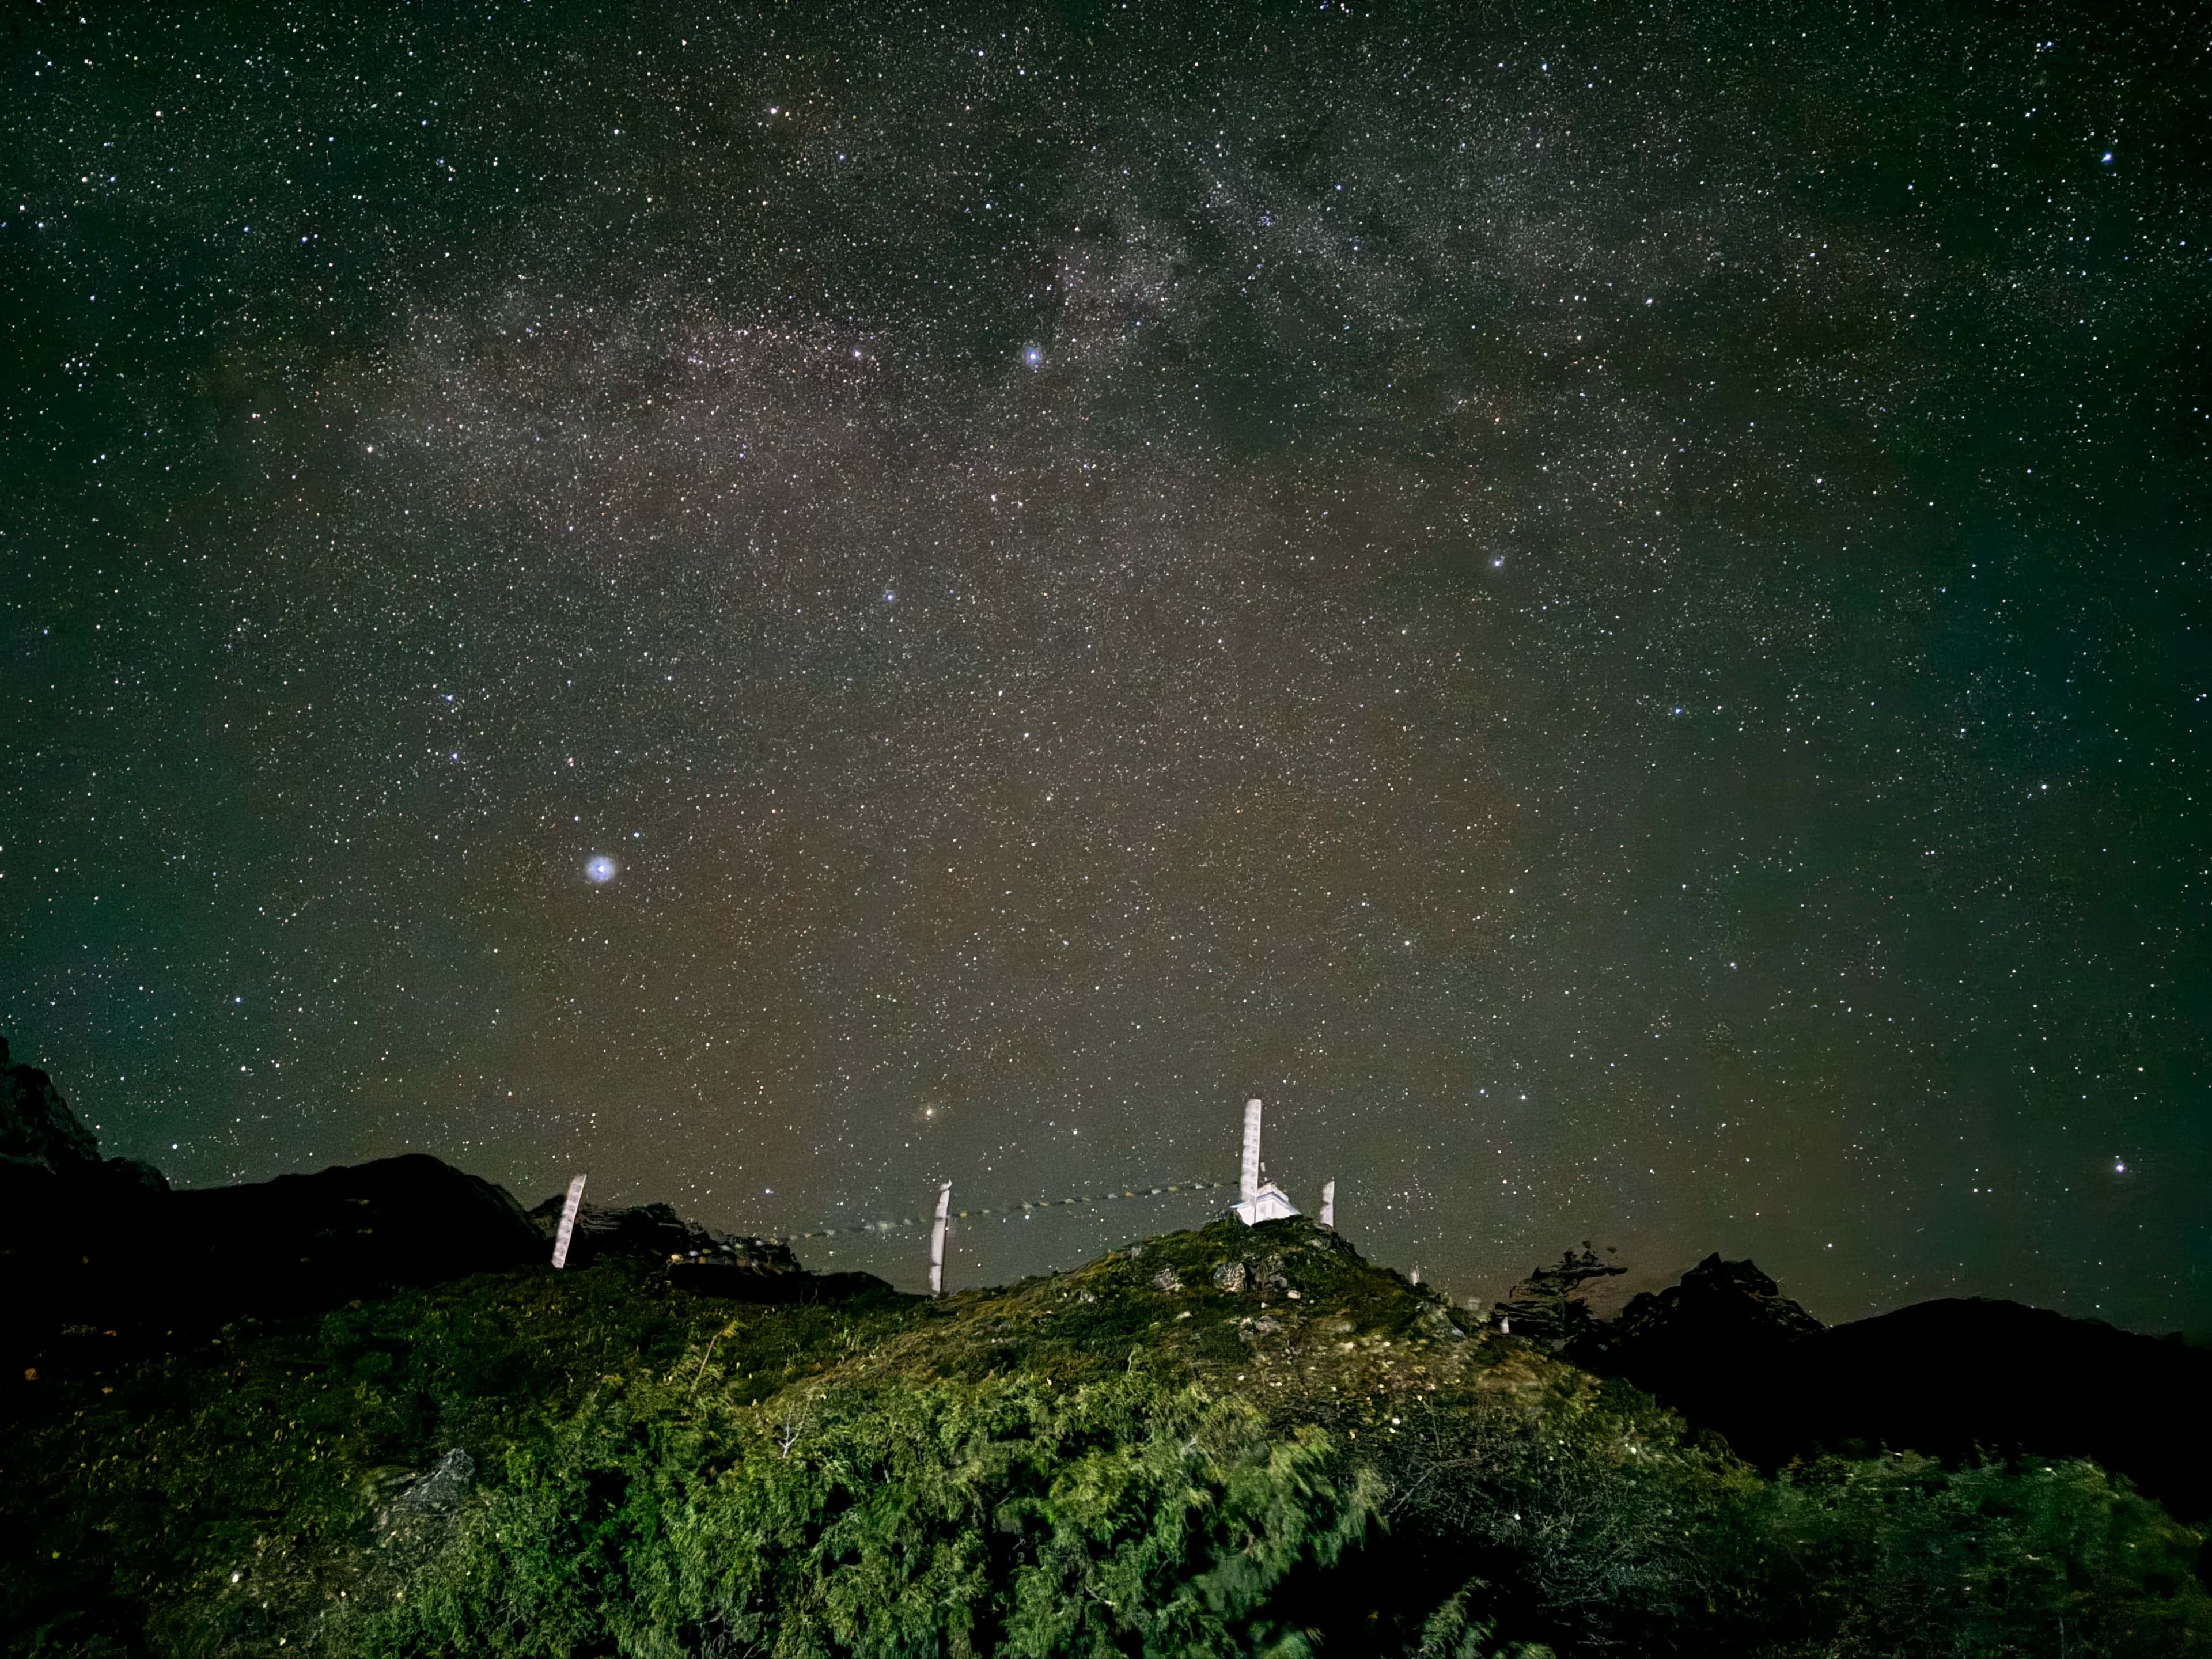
[586,855,618,884]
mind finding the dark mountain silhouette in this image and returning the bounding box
[13,1035,2209,1525]
[0,1037,882,1376]
[1519,1251,2212,1522]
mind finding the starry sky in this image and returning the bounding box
[4,1,2206,1324]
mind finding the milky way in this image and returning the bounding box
[5,2,2206,1323]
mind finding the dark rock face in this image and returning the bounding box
[1,1037,161,1195]
[1547,1250,2212,1522]
[1565,1252,1821,1415]
[524,1193,824,1298]
[1,1037,102,1172]
[525,1194,800,1274]
[1490,1241,1625,1345]
[1775,1299,2212,1521]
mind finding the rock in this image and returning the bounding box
[1152,1267,1183,1293]
[1774,1299,2212,1521]
[527,1193,800,1272]
[172,1151,546,1282]
[1,1040,550,1363]
[96,1157,169,1195]
[1575,1252,1821,1365]
[1491,1241,1626,1347]
[1,1037,103,1174]
[1212,1259,1247,1293]
[382,1448,476,1529]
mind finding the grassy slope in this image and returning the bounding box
[4,1218,2207,1658]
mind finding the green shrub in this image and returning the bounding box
[10,1237,2210,1659]
[359,1364,1376,1659]
[1744,1453,2212,1658]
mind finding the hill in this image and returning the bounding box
[5,1043,2211,1656]
[1507,1251,2212,1523]
[8,1217,2212,1657]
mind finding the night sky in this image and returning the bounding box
[5,2,2206,1324]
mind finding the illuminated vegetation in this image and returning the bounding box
[5,1219,2206,1657]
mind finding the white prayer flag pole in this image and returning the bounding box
[551,1173,588,1269]
[1240,1099,1263,1209]
[929,1180,953,1296]
[1233,1097,1300,1225]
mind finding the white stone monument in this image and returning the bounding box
[1320,1177,1336,1229]
[1232,1098,1299,1224]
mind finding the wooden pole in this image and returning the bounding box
[551,1173,588,1269]
[929,1181,953,1296]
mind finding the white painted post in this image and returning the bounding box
[551,1173,587,1269]
[1320,1179,1335,1229]
[929,1181,953,1296]
[1240,1099,1263,1210]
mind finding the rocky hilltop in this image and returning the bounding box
[7,1209,2210,1658]
[3,1037,2210,1656]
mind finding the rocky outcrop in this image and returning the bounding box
[162,1152,549,1303]
[2,1035,165,1191]
[1,1036,102,1171]
[5,1034,552,1342]
[525,1194,799,1274]
[523,1192,839,1299]
[1490,1241,1625,1345]
[1566,1252,1820,1380]
[3,1141,550,1362]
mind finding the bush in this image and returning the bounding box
[359,1363,1377,1659]
[1745,1453,2212,1658]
